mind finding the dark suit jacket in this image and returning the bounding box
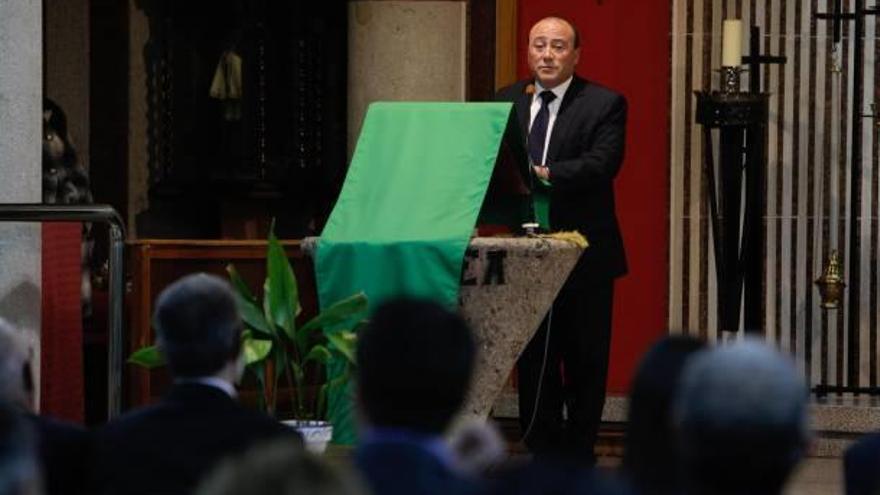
[355,440,481,495]
[91,383,300,495]
[844,432,880,495]
[26,414,91,495]
[496,76,628,283]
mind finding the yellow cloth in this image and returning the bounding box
[541,231,589,249]
[209,50,242,121]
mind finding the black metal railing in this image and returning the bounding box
[0,204,126,418]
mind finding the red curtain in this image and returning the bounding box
[41,222,84,422]
[517,1,672,393]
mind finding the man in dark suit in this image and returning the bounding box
[496,16,627,462]
[92,273,300,495]
[354,298,480,495]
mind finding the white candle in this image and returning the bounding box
[722,19,743,67]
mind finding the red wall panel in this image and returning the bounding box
[517,1,671,393]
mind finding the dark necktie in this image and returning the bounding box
[528,90,557,166]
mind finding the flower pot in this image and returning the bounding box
[283,420,333,453]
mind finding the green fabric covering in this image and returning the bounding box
[315,102,515,444]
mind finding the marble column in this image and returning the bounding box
[347,0,467,157]
[0,0,43,399]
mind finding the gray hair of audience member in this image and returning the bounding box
[675,338,809,494]
[0,319,32,410]
[153,273,243,378]
[0,402,42,495]
[194,439,366,495]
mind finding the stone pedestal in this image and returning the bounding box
[458,237,582,419]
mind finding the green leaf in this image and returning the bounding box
[299,292,368,337]
[265,229,299,339]
[226,263,257,303]
[291,360,305,387]
[304,345,332,365]
[242,336,273,366]
[316,383,328,421]
[128,345,165,368]
[227,264,273,337]
[247,364,271,415]
[326,331,357,365]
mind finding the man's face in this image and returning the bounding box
[528,18,580,89]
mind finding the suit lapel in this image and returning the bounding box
[547,77,587,162]
[515,81,532,140]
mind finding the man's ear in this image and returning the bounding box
[43,109,53,123]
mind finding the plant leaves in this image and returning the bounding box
[226,263,257,303]
[316,383,328,421]
[299,292,368,337]
[127,345,165,368]
[291,360,305,388]
[304,345,332,365]
[265,229,299,339]
[326,331,357,366]
[295,292,367,354]
[242,336,273,366]
[227,264,273,337]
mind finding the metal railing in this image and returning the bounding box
[0,204,126,419]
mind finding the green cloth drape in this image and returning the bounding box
[315,102,515,444]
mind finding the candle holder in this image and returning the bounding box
[720,66,743,95]
[815,250,846,310]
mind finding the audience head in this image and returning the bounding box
[356,298,476,434]
[0,403,41,495]
[623,335,704,494]
[675,338,809,495]
[196,439,366,495]
[153,273,243,379]
[0,320,33,411]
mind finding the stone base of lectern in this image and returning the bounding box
[457,237,583,420]
[304,235,583,423]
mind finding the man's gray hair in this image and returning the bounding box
[0,319,31,409]
[675,338,809,494]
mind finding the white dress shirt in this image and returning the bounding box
[528,76,574,166]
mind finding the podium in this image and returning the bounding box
[313,102,584,442]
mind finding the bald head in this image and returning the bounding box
[527,17,581,89]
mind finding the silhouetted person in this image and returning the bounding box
[92,273,300,495]
[354,298,480,495]
[0,318,89,495]
[621,336,704,495]
[675,339,809,495]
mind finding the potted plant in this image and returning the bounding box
[129,228,367,452]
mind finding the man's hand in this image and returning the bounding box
[533,165,551,183]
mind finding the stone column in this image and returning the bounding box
[0,0,43,399]
[347,0,468,157]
